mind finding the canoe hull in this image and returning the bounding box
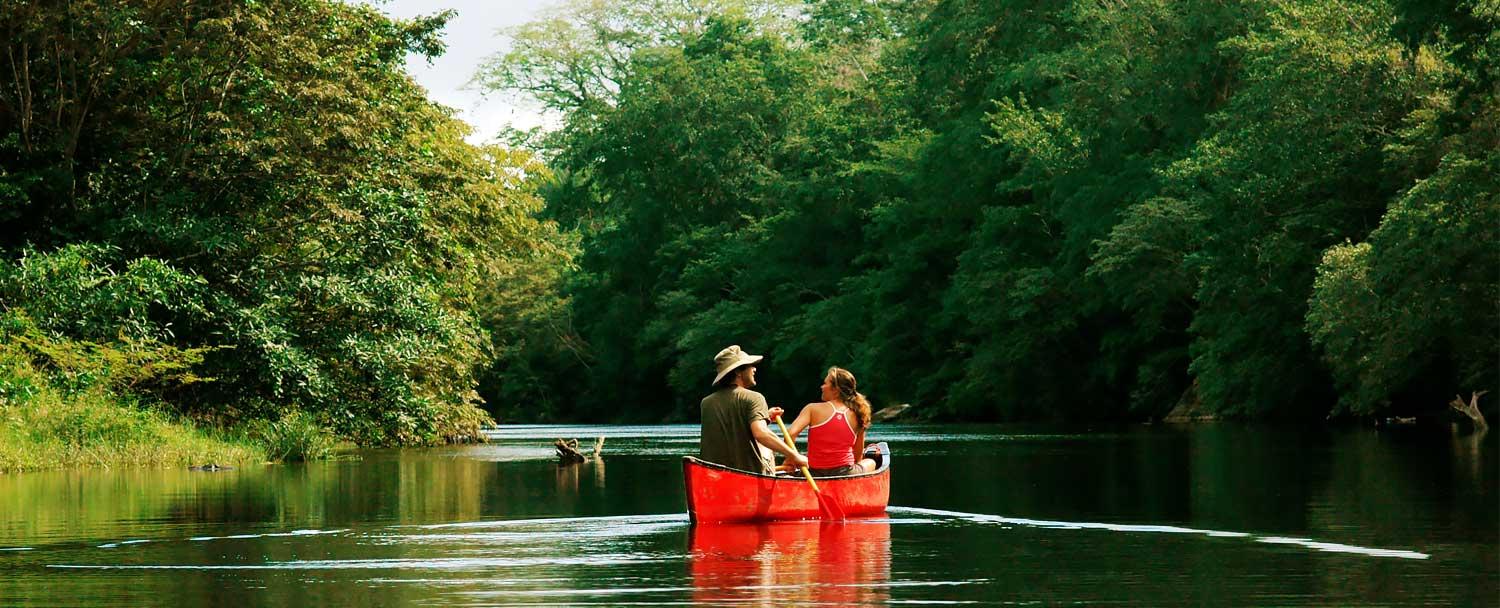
[683,442,890,523]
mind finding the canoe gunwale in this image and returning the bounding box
[681,441,891,480]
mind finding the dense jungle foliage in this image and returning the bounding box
[0,0,570,449]
[478,0,1497,423]
[1,0,1494,456]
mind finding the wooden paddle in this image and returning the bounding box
[773,413,846,521]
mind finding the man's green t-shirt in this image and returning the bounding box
[699,386,773,474]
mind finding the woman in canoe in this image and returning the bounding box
[782,367,879,477]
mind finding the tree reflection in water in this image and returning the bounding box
[690,519,891,605]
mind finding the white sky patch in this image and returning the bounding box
[356,0,564,145]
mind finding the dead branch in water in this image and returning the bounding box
[555,438,585,463]
[554,437,605,464]
[1449,391,1488,431]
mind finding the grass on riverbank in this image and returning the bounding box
[0,313,269,473]
[0,385,264,474]
[251,411,336,463]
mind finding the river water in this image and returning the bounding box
[0,424,1494,606]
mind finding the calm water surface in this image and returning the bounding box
[0,424,1494,606]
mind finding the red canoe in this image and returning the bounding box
[683,442,891,523]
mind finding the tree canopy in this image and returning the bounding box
[2,0,1491,442]
[479,0,1497,423]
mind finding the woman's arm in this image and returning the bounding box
[784,404,815,445]
[854,428,866,457]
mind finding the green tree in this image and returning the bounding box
[1306,153,1499,414]
[1,0,569,443]
[1306,1,1499,415]
[1167,0,1451,417]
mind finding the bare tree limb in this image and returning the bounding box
[1450,391,1488,430]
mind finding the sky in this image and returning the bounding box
[359,0,562,144]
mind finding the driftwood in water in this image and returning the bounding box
[1450,391,1488,430]
[873,403,911,422]
[555,438,585,463]
[554,437,605,464]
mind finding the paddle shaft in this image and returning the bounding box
[773,415,820,492]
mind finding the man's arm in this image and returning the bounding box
[751,420,807,468]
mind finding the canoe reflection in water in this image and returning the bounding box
[690,519,892,606]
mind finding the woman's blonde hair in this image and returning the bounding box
[826,366,871,431]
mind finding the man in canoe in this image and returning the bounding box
[700,345,808,475]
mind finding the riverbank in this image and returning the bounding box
[0,314,330,473]
[0,384,361,473]
[0,384,263,474]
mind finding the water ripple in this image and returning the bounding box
[414,513,686,530]
[187,528,348,542]
[48,554,671,571]
[889,506,1429,560]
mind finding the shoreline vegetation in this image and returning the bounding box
[0,313,255,473]
[1,1,1495,472]
[0,315,344,472]
[0,363,264,474]
[0,391,263,474]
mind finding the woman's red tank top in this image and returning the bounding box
[807,405,856,469]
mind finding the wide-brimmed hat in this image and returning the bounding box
[712,345,764,387]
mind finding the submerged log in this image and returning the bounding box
[873,403,911,422]
[554,437,605,464]
[555,438,585,464]
[1450,391,1488,431]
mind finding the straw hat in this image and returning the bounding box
[712,345,764,387]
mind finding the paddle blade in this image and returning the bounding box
[816,490,846,521]
[822,489,846,519]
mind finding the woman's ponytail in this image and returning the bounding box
[849,391,872,431]
[826,367,872,431]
